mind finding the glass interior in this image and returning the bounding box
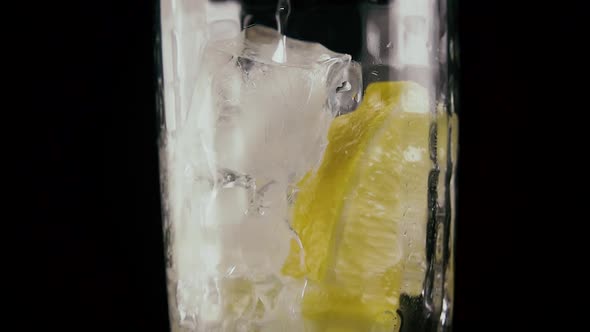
[156,0,458,331]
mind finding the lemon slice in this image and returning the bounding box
[282,81,432,330]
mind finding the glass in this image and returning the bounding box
[156,0,458,331]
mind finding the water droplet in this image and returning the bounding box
[218,168,255,192]
[221,171,236,188]
[386,41,392,48]
[336,81,352,93]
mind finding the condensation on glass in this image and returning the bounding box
[156,0,458,331]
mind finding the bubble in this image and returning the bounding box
[336,81,352,93]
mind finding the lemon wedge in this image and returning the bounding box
[282,81,433,330]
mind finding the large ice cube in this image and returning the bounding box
[208,25,361,176]
[164,25,362,331]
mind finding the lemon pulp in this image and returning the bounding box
[282,81,433,330]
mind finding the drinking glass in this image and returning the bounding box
[156,0,458,331]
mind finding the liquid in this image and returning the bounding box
[160,1,456,331]
[272,0,291,63]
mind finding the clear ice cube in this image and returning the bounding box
[163,25,362,331]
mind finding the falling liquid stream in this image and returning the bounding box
[272,0,291,63]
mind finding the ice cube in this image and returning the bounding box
[206,25,361,177]
[165,25,362,330]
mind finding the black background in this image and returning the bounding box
[25,0,575,331]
